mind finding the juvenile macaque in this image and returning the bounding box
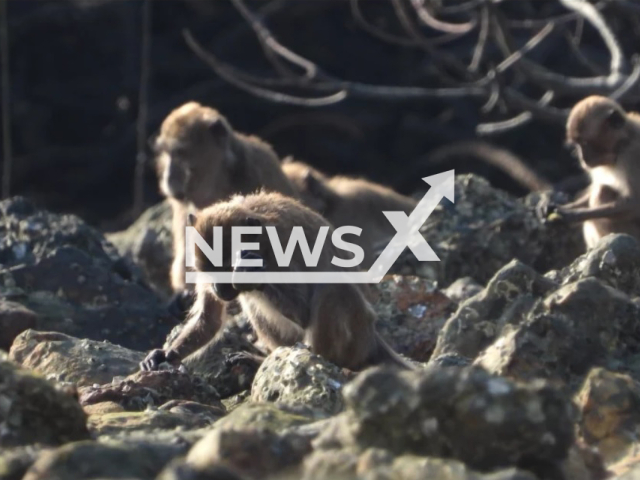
[282,159,418,267]
[141,192,413,371]
[154,102,296,294]
[540,96,640,248]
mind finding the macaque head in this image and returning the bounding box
[191,192,335,302]
[154,102,238,208]
[191,197,266,302]
[566,96,630,169]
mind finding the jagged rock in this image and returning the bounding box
[0,300,38,351]
[575,368,640,466]
[314,366,574,478]
[0,197,179,351]
[432,236,640,386]
[185,427,312,479]
[79,370,223,412]
[21,441,184,480]
[0,352,89,447]
[410,175,583,285]
[371,276,455,362]
[432,260,556,361]
[107,201,174,298]
[251,344,348,416]
[551,234,640,296]
[9,330,143,387]
[475,277,640,384]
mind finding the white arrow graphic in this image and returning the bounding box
[186,170,455,284]
[365,169,455,282]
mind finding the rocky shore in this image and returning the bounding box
[2,174,639,479]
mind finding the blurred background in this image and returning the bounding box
[1,0,639,231]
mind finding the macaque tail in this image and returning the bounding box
[374,333,417,370]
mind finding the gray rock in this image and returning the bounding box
[251,344,348,416]
[107,201,174,299]
[410,174,583,285]
[0,352,89,447]
[9,330,143,387]
[552,233,640,296]
[0,197,179,351]
[185,427,311,479]
[575,368,640,465]
[432,260,557,361]
[314,366,574,477]
[475,277,640,384]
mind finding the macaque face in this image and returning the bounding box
[568,98,629,169]
[155,104,237,209]
[193,205,267,302]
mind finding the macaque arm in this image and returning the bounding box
[559,189,591,210]
[170,199,187,292]
[166,285,226,358]
[557,199,640,223]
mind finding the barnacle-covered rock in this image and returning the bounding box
[251,344,348,416]
[314,366,574,477]
[408,175,583,285]
[9,330,143,387]
[0,352,89,447]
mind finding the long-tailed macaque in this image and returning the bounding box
[154,102,296,295]
[282,159,418,267]
[140,192,413,371]
[540,96,640,248]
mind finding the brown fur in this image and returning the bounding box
[282,159,418,267]
[559,96,640,248]
[154,102,297,291]
[181,191,413,371]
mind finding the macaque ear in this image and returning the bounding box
[187,213,197,226]
[304,171,328,198]
[606,108,626,130]
[208,118,229,140]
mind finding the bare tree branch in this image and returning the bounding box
[410,0,477,34]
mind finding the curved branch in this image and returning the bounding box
[410,0,477,34]
[184,30,347,106]
[230,0,320,80]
